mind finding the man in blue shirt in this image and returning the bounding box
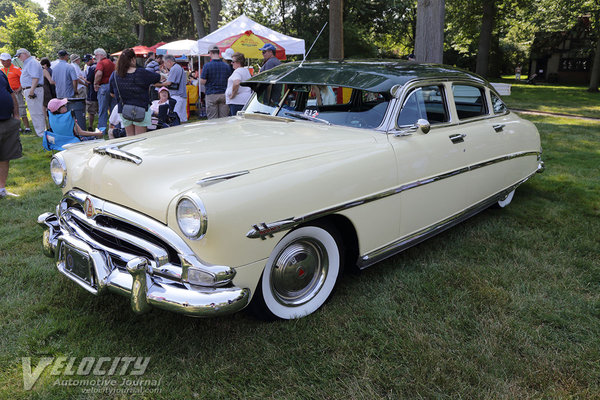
[156,55,188,122]
[0,70,22,199]
[53,50,78,98]
[16,48,45,137]
[200,46,231,119]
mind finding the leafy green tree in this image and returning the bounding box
[0,3,50,56]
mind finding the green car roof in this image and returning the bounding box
[243,60,485,93]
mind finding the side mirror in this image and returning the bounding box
[416,119,430,134]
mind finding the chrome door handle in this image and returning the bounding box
[449,133,466,144]
[493,124,505,132]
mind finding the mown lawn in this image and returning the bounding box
[0,110,599,398]
[494,78,600,119]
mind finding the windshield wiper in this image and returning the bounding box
[284,112,331,125]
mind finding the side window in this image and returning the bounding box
[397,85,448,127]
[452,84,488,119]
[490,92,508,114]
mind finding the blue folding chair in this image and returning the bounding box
[42,111,82,151]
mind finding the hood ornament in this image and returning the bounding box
[93,138,146,165]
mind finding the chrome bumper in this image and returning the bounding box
[38,211,250,317]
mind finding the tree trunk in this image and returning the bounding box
[190,0,206,38]
[137,0,145,44]
[415,0,445,63]
[125,0,137,37]
[281,0,286,34]
[588,13,600,92]
[209,0,221,33]
[475,0,495,77]
[329,0,344,60]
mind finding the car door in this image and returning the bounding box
[388,82,475,239]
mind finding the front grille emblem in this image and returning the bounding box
[84,197,94,218]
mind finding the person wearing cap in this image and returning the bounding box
[15,48,45,137]
[0,63,22,199]
[222,48,235,74]
[0,53,31,133]
[199,46,231,119]
[47,98,102,140]
[149,87,179,130]
[53,50,78,99]
[82,54,98,130]
[93,48,115,133]
[259,43,281,72]
[155,55,188,123]
[69,54,86,98]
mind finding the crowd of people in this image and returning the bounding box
[0,42,282,198]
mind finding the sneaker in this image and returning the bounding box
[24,128,32,134]
[0,188,6,199]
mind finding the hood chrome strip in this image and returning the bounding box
[197,170,249,187]
[93,138,146,165]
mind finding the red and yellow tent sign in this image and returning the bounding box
[215,30,286,60]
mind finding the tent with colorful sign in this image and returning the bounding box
[196,14,305,57]
[214,30,286,60]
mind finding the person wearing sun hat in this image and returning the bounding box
[259,43,280,72]
[47,98,103,140]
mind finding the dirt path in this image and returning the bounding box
[512,108,600,122]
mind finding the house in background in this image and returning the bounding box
[529,15,596,84]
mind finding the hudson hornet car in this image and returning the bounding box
[39,61,544,320]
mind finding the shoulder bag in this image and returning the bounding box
[114,73,147,122]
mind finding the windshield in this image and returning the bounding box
[244,84,391,129]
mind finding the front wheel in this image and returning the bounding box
[251,225,343,320]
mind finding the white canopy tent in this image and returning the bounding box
[196,14,306,56]
[156,39,201,56]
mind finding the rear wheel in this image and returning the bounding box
[251,224,343,320]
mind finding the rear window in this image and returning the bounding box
[452,85,488,119]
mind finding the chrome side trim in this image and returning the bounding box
[93,138,146,165]
[246,151,541,239]
[358,173,536,268]
[197,170,250,187]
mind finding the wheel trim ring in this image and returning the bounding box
[270,237,329,307]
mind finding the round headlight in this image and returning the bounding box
[176,195,207,240]
[50,155,67,187]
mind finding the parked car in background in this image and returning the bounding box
[38,60,544,320]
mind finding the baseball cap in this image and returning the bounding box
[58,49,69,57]
[82,54,93,62]
[48,98,69,113]
[222,48,234,61]
[158,87,170,93]
[209,46,220,53]
[70,54,80,62]
[259,43,276,52]
[0,53,11,61]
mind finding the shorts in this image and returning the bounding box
[120,108,152,127]
[0,118,23,161]
[86,100,99,114]
[15,91,27,118]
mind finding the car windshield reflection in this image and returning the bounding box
[244,84,391,129]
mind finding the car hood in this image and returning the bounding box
[66,115,380,223]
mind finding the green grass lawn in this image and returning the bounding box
[1,112,599,398]
[494,78,600,119]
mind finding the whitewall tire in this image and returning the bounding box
[252,225,342,320]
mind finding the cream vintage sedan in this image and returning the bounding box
[38,61,544,320]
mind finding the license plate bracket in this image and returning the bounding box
[61,243,95,288]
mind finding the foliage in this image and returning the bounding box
[0,3,51,56]
[47,0,137,56]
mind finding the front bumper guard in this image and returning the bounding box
[38,212,250,317]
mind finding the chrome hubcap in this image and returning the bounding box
[270,238,328,306]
